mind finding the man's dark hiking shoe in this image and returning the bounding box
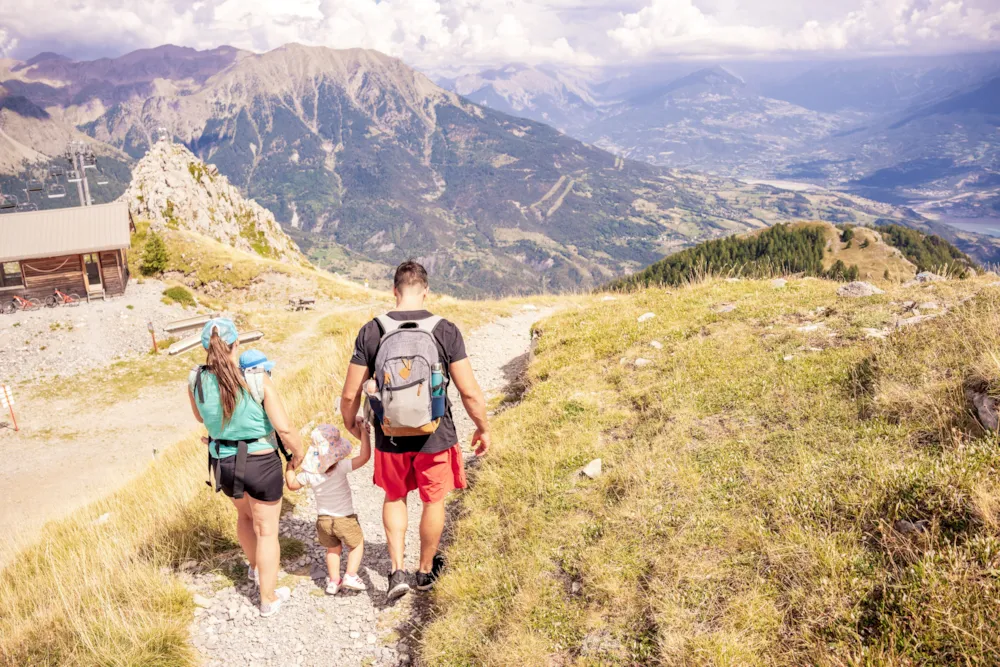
[416,554,445,591]
[387,570,410,601]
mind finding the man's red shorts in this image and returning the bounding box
[373,445,468,503]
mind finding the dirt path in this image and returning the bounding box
[185,306,550,667]
[0,306,336,563]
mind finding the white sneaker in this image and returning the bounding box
[248,566,259,587]
[341,573,366,591]
[325,577,341,595]
[259,586,291,618]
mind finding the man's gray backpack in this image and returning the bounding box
[371,314,446,437]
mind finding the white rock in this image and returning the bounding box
[637,312,656,323]
[634,358,653,367]
[783,355,794,361]
[716,303,736,313]
[582,459,602,479]
[918,302,939,310]
[771,278,787,288]
[837,282,884,298]
[863,328,888,339]
[350,631,361,640]
[366,634,378,644]
[193,594,213,609]
[797,324,823,332]
[521,304,538,311]
[93,512,112,525]
[915,271,944,283]
[649,341,663,349]
[601,296,617,302]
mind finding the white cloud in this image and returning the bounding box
[0,0,997,66]
[609,0,1000,57]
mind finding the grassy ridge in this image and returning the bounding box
[423,276,1000,665]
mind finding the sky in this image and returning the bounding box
[1,0,998,70]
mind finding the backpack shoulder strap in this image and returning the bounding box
[243,368,266,405]
[375,314,404,340]
[415,315,443,333]
[188,365,208,403]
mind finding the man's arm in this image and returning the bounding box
[449,357,491,456]
[340,363,368,440]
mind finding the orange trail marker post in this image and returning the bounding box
[1,384,17,431]
[147,321,158,354]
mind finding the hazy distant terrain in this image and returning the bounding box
[439,53,1000,220]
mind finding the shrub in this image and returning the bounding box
[140,232,169,276]
[162,286,195,307]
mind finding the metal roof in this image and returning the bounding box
[0,202,133,263]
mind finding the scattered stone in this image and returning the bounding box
[716,303,736,313]
[918,302,939,310]
[633,358,653,367]
[896,314,936,329]
[192,594,213,609]
[350,631,361,640]
[863,328,889,339]
[521,304,538,311]
[571,581,583,595]
[797,323,823,332]
[771,278,787,289]
[966,389,999,431]
[366,634,378,644]
[649,340,663,350]
[837,281,884,298]
[93,512,112,525]
[180,560,198,572]
[601,295,617,302]
[582,459,602,479]
[901,300,916,309]
[637,312,656,323]
[783,354,794,361]
[915,271,944,283]
[893,519,930,535]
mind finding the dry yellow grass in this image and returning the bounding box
[423,274,1000,666]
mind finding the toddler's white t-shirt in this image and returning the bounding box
[296,459,354,517]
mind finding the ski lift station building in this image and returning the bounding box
[0,202,135,301]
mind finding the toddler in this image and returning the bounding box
[285,419,371,594]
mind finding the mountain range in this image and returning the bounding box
[442,54,1000,221]
[1,44,997,296]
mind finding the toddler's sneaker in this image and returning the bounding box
[259,586,291,618]
[326,577,341,595]
[341,573,366,591]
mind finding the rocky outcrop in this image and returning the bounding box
[837,281,884,297]
[124,140,304,263]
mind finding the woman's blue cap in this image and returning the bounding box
[201,318,239,349]
[239,349,275,372]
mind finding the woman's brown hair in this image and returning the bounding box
[205,330,247,425]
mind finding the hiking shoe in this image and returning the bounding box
[387,570,410,601]
[326,577,341,595]
[416,554,445,591]
[259,586,291,618]
[341,573,366,591]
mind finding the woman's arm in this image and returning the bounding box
[187,388,204,424]
[261,375,305,469]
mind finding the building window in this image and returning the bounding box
[0,262,23,288]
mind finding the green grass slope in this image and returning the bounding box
[423,274,1000,665]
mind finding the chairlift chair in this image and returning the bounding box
[17,202,38,212]
[27,179,43,192]
[0,194,18,209]
[47,184,66,199]
[96,172,110,185]
[82,154,97,170]
[66,169,82,183]
[49,165,64,179]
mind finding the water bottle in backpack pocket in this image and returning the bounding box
[431,362,446,420]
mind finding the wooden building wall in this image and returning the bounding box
[20,254,87,300]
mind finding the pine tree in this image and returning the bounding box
[140,232,169,276]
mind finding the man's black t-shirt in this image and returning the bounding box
[350,310,467,453]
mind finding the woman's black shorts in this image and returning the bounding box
[216,450,284,502]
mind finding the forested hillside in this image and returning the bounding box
[876,223,978,275]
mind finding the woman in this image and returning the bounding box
[187,318,304,617]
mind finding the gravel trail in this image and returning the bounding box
[186,306,550,667]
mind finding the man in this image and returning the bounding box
[341,260,491,600]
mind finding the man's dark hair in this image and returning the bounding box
[394,260,429,292]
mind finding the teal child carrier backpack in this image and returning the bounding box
[188,366,290,498]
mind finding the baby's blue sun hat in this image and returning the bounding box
[239,349,275,372]
[201,318,239,349]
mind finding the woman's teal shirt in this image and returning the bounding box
[195,371,275,459]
